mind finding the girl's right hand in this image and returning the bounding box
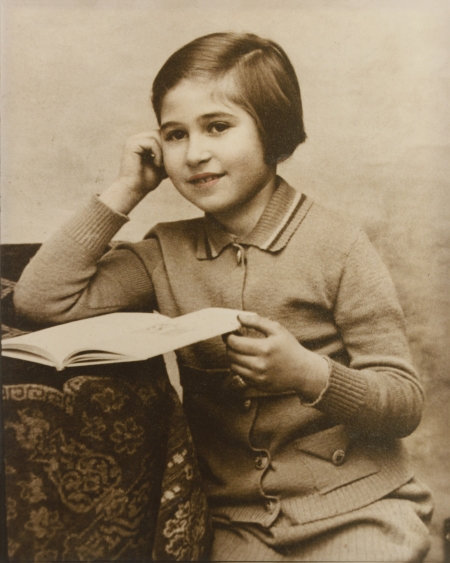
[100,130,167,215]
[119,130,167,195]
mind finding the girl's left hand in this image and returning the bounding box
[225,313,330,401]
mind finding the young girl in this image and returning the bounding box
[14,33,433,561]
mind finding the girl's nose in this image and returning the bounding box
[185,134,211,167]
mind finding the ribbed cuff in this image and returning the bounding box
[315,360,367,423]
[62,195,129,255]
[299,356,332,408]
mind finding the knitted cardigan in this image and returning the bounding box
[14,178,423,527]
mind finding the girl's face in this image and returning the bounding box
[160,77,277,231]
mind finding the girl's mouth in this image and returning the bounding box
[187,173,225,186]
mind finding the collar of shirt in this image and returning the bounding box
[195,177,312,260]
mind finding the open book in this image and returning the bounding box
[1,308,242,371]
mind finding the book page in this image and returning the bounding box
[2,309,242,368]
[2,312,171,366]
[76,308,242,362]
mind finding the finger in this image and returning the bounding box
[146,130,164,168]
[129,132,164,168]
[227,348,261,370]
[237,313,280,337]
[221,331,235,344]
[140,141,163,169]
[226,333,267,356]
[229,363,257,381]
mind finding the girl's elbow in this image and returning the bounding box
[360,383,424,439]
[13,286,69,326]
[398,401,423,438]
[388,387,424,439]
[13,286,41,323]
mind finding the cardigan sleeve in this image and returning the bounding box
[13,196,158,325]
[313,230,424,438]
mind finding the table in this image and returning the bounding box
[1,244,212,561]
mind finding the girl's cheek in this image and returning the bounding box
[160,149,175,177]
[160,143,168,163]
[162,145,182,169]
[163,163,184,188]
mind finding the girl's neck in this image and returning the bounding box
[213,173,278,239]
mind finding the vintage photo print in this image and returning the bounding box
[1,1,449,561]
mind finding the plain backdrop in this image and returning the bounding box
[2,1,449,560]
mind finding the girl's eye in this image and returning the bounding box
[166,129,186,141]
[209,122,230,134]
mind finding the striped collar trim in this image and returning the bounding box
[196,177,312,260]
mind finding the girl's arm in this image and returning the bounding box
[226,231,423,439]
[320,230,423,437]
[13,132,166,325]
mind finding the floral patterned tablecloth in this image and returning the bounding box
[1,244,212,562]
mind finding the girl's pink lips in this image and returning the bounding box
[187,172,225,186]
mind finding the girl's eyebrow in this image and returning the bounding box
[199,112,236,121]
[160,112,237,132]
[160,120,182,133]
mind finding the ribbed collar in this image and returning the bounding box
[196,177,312,260]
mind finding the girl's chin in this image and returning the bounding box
[200,202,241,218]
[188,199,234,216]
[175,189,230,213]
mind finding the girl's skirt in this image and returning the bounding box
[211,477,433,562]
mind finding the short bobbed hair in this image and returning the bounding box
[152,32,306,164]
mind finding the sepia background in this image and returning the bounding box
[2,0,449,560]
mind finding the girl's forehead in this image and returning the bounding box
[160,76,240,121]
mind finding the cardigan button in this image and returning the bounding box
[331,449,346,466]
[242,399,252,410]
[254,452,269,470]
[230,375,247,390]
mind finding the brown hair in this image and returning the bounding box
[152,32,306,164]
